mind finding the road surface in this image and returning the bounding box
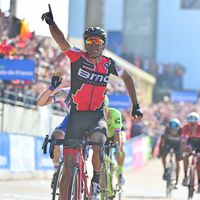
[0,159,199,200]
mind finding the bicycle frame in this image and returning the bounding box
[64,147,89,200]
[45,137,104,200]
[100,143,122,200]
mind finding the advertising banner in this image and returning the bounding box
[35,137,53,170]
[124,140,133,168]
[170,90,198,103]
[10,134,35,172]
[108,94,131,109]
[0,59,35,81]
[0,133,10,169]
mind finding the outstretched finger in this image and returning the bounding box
[48,4,52,13]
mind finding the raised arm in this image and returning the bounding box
[37,72,63,106]
[37,89,55,106]
[41,4,71,51]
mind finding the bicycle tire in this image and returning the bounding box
[52,161,64,200]
[166,166,173,198]
[117,185,122,200]
[100,163,109,200]
[68,166,79,200]
[80,179,87,200]
[188,167,195,200]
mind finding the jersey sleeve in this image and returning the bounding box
[109,59,124,77]
[63,47,83,63]
[54,87,70,102]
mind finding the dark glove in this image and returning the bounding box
[132,103,143,118]
[41,4,54,25]
[49,75,62,91]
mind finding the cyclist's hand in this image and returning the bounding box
[49,71,63,91]
[132,103,143,121]
[41,4,54,25]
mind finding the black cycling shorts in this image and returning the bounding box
[161,139,182,159]
[64,110,107,142]
[187,138,200,153]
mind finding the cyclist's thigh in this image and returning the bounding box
[161,143,171,157]
[89,113,107,143]
[65,110,106,140]
[52,115,69,139]
[90,131,106,143]
[171,143,182,160]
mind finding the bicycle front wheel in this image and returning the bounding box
[166,167,173,198]
[100,166,109,200]
[188,167,195,200]
[52,161,64,200]
[68,166,80,200]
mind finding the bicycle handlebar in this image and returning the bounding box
[42,137,105,160]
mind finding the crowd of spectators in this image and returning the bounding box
[108,43,185,91]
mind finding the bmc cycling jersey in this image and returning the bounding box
[64,47,124,111]
[106,107,123,138]
[182,124,200,139]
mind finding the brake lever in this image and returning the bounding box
[42,135,49,154]
[49,139,55,159]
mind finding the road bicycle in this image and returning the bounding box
[100,141,123,200]
[165,148,177,198]
[42,134,104,200]
[187,149,197,200]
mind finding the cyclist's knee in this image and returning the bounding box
[184,144,192,154]
[90,131,106,143]
[52,129,65,139]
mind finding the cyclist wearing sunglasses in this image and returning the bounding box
[158,118,182,187]
[182,112,200,192]
[42,4,143,200]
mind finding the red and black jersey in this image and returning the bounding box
[64,47,124,111]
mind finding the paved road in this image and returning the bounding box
[0,159,200,200]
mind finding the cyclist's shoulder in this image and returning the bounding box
[64,46,84,56]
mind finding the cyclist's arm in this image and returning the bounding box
[37,88,55,106]
[49,23,72,52]
[37,87,70,106]
[109,61,138,106]
[121,70,138,106]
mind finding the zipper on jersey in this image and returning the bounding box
[88,62,98,110]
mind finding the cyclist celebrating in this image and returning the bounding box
[42,5,143,200]
[37,72,71,189]
[104,95,126,186]
[158,118,182,187]
[182,112,200,192]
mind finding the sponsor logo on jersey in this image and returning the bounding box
[77,67,108,85]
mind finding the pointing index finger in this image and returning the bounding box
[48,4,52,12]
